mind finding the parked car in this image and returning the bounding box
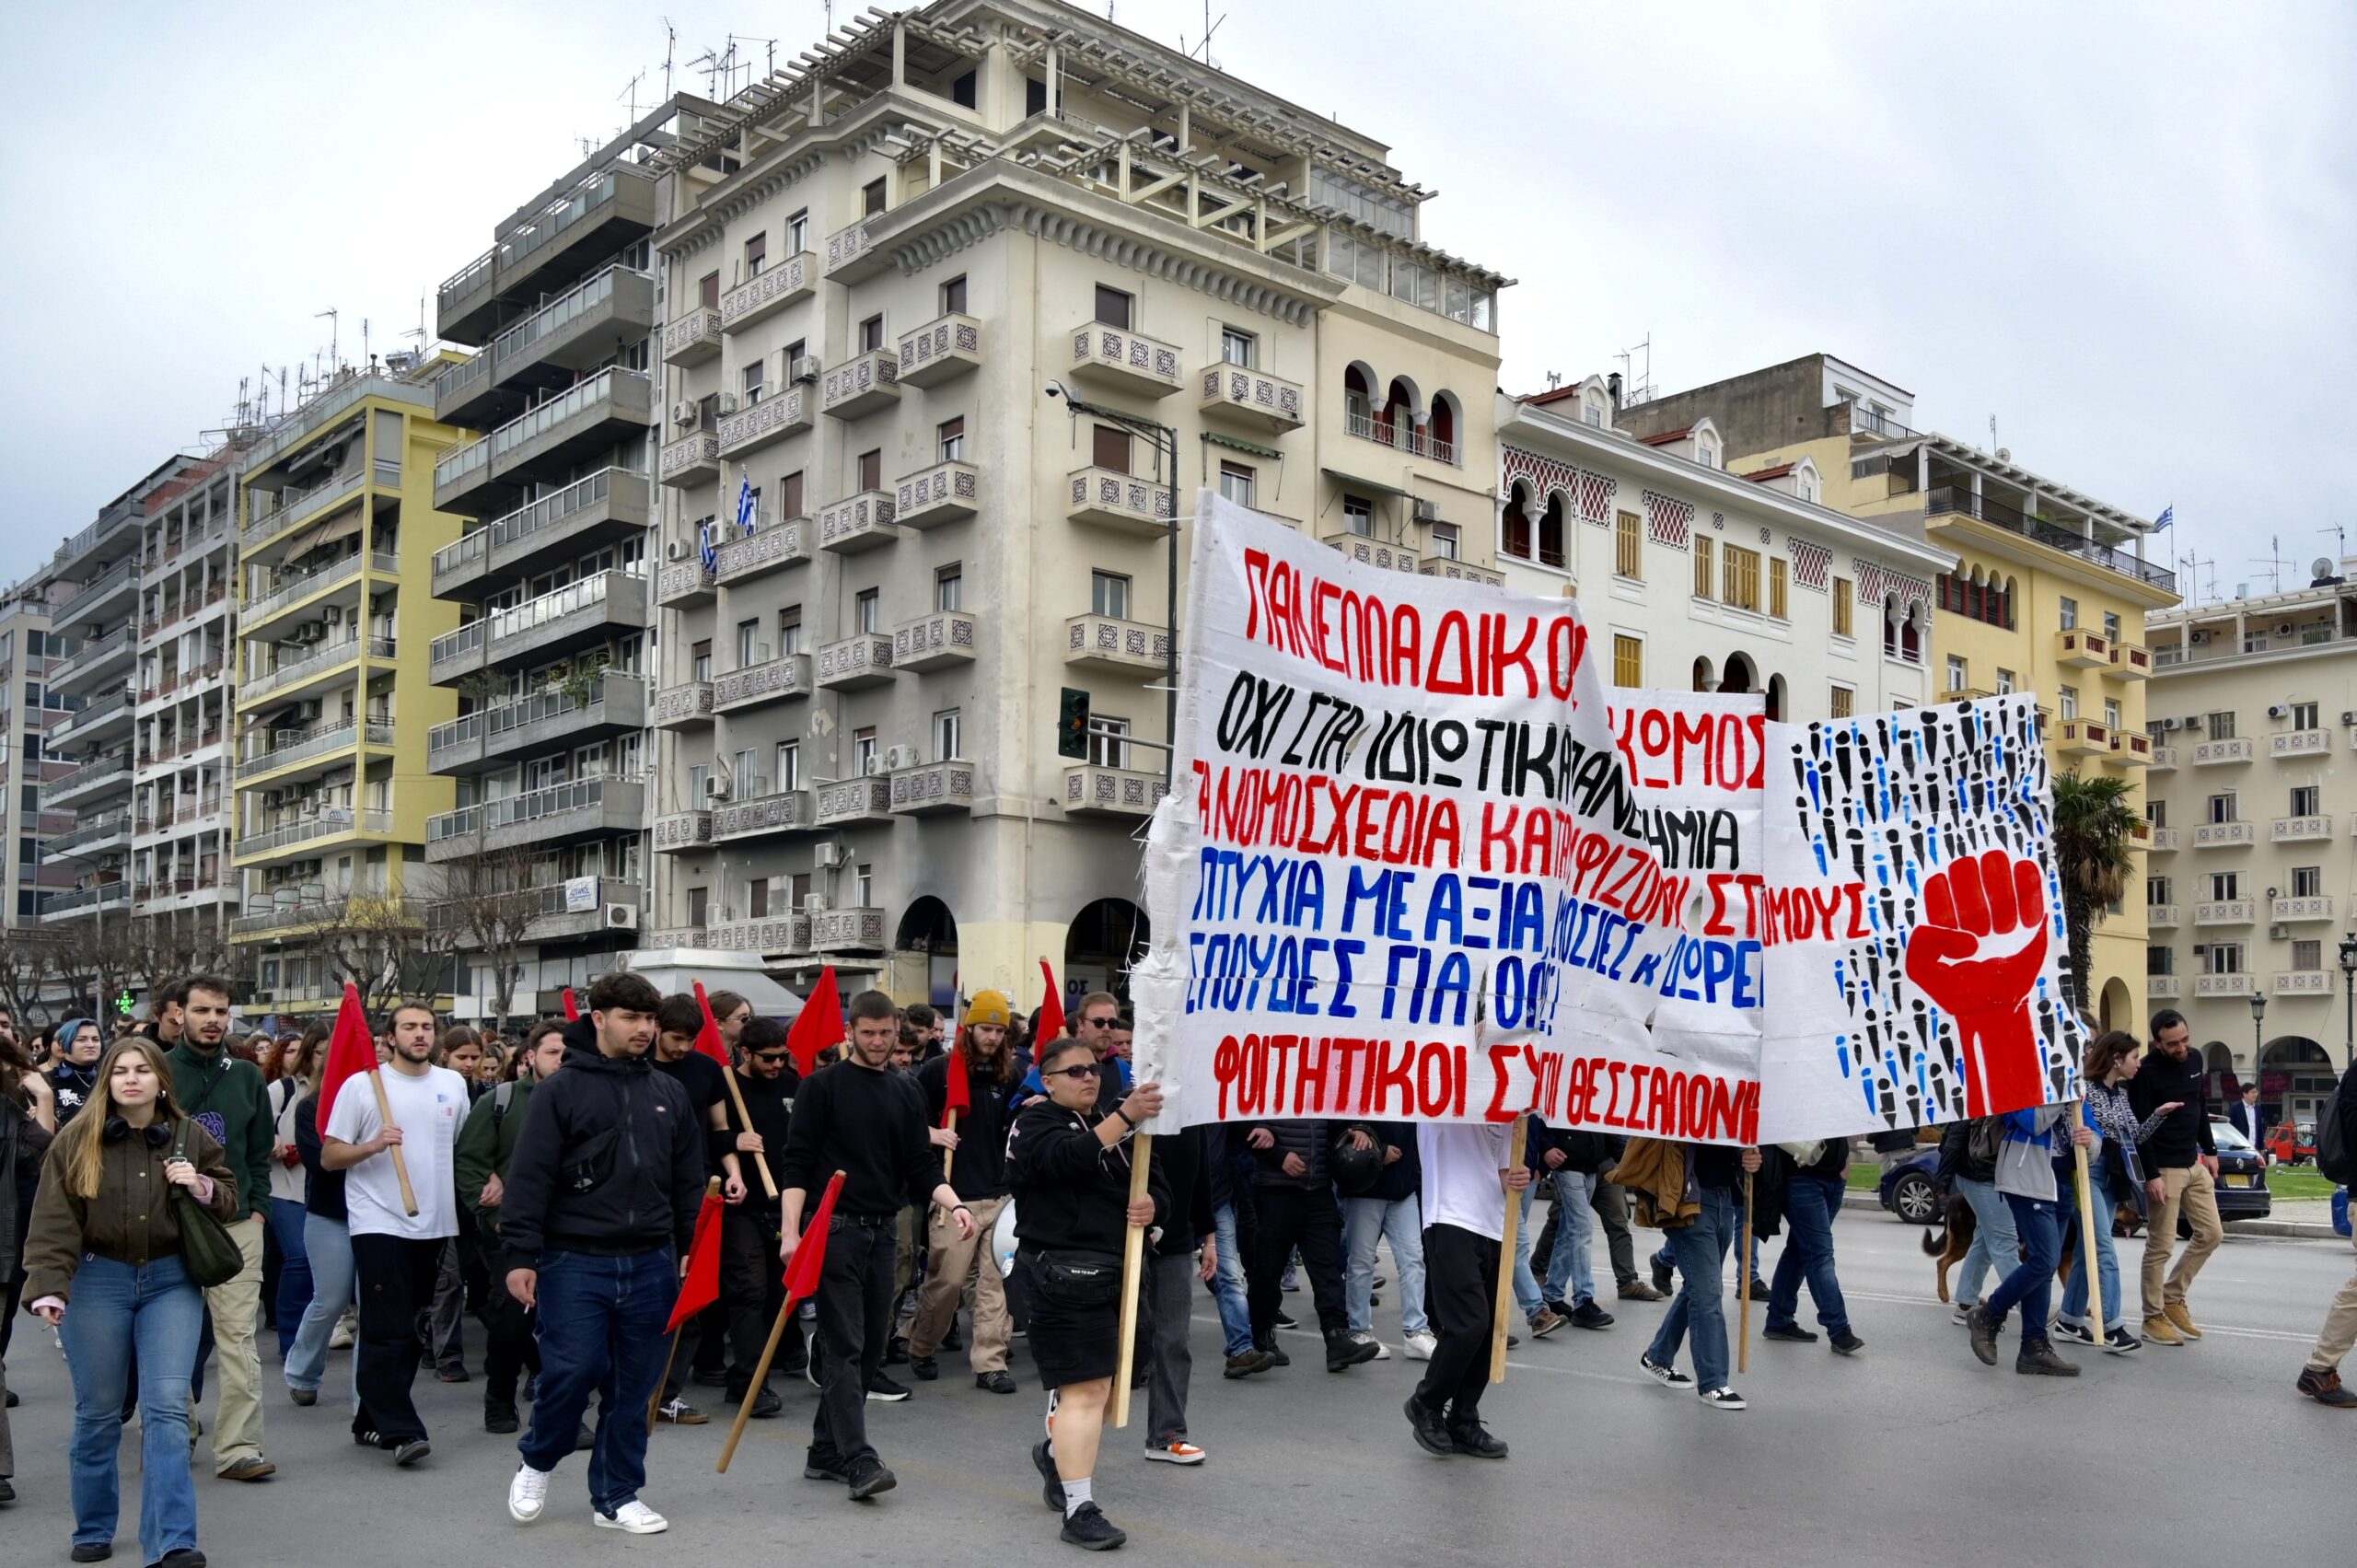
[1878,1145,1945,1224]
[2268,1121,2317,1166]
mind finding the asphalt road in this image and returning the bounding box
[5,1208,2351,1567]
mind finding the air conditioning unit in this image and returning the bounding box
[2191,945,2208,958]
[604,903,639,930]
[717,393,739,415]
[803,892,830,914]
[2269,704,2289,719]
[1411,498,1439,524]
[790,355,820,384]
[2341,711,2357,727]
[2156,717,2181,731]
[2270,923,2291,941]
[665,540,687,562]
[291,622,325,645]
[671,401,700,427]
[703,775,730,802]
[2277,622,2295,637]
[2189,629,2212,645]
[2183,714,2204,727]
[883,745,914,772]
[863,754,885,776]
[813,842,844,869]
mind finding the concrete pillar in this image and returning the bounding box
[892,20,906,86]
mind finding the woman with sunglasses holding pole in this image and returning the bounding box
[1007,1033,1167,1551]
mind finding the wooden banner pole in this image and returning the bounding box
[715,1294,795,1474]
[367,1068,418,1217]
[1738,1169,1755,1375]
[1110,1131,1155,1429]
[1489,1114,1529,1383]
[2069,1100,2101,1320]
[942,1107,960,1186]
[722,1067,778,1200]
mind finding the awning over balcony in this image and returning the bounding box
[1206,431,1283,460]
[283,505,366,559]
[1319,467,1415,501]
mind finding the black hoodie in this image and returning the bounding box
[497,1018,704,1272]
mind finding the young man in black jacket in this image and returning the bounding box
[497,972,704,1536]
[2129,1008,2222,1345]
[1241,1118,1377,1373]
[717,1015,800,1415]
[778,989,973,1502]
[2296,1053,2357,1406]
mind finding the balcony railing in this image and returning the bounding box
[2274,814,2332,841]
[490,368,645,465]
[2192,819,2256,848]
[241,634,384,702]
[244,552,392,624]
[434,435,493,498]
[1343,409,1457,465]
[2147,904,2177,928]
[491,264,637,366]
[1068,321,1183,396]
[46,810,133,856]
[2193,973,2252,997]
[484,568,640,650]
[46,627,132,690]
[41,883,131,920]
[426,776,635,844]
[238,721,392,781]
[244,468,366,550]
[2193,900,2253,926]
[2193,737,2255,764]
[426,679,640,761]
[53,559,138,625]
[2276,970,2332,996]
[719,251,817,331]
[2272,729,2331,758]
[1924,487,2175,592]
[39,751,133,806]
[2274,895,2334,923]
[2147,976,2181,1000]
[237,807,392,858]
[433,468,637,583]
[500,166,655,273]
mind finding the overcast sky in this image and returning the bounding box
[5,0,2348,603]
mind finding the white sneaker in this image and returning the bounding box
[1350,1330,1391,1361]
[507,1463,552,1524]
[330,1313,356,1351]
[1698,1385,1747,1411]
[594,1499,668,1535]
[1402,1331,1438,1362]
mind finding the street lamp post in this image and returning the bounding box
[2248,991,2268,1123]
[1046,381,1179,783]
[2338,932,2357,1072]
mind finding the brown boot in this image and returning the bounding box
[2296,1366,2357,1407]
[2142,1315,2184,1346]
[2164,1302,2202,1340]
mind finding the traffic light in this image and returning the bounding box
[1057,687,1091,761]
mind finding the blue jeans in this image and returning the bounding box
[60,1252,206,1563]
[1954,1176,2016,1307]
[1210,1203,1253,1358]
[1646,1188,1736,1390]
[1541,1170,1599,1308]
[1344,1193,1430,1338]
[1512,1184,1545,1319]
[267,1197,313,1362]
[520,1249,676,1515]
[1766,1172,1850,1335]
[2060,1164,2122,1330]
[1984,1193,2062,1344]
[284,1212,354,1396]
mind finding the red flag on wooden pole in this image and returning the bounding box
[784,966,843,1078]
[665,1184,727,1331]
[783,1169,847,1304]
[1035,957,1065,1045]
[690,981,731,1066]
[316,982,377,1132]
[942,1040,970,1125]
[563,987,580,1021]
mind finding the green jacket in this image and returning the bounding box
[454,1076,535,1237]
[164,1040,273,1223]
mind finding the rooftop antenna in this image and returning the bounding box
[315,308,339,372]
[2324,523,2348,563]
[1182,3,1225,66]
[619,68,644,124]
[661,17,675,99]
[1544,371,1563,391]
[1989,413,1999,453]
[2251,534,2291,595]
[1614,333,1654,406]
[360,317,371,370]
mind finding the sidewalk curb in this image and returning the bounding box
[1836,1189,2344,1240]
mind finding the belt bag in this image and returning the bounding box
[1036,1248,1122,1307]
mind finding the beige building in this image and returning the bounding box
[643,0,1505,1005]
[2144,571,2357,1125]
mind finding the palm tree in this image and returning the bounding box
[2049,770,2141,1016]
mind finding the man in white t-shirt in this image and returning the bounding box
[324,1001,465,1466]
[1403,1121,1531,1460]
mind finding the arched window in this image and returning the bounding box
[1692,656,1715,693]
[2003,575,2019,630]
[1344,365,1373,435]
[1901,606,1922,661]
[1538,493,1566,568]
[1883,594,1901,655]
[1383,377,1416,449]
[1766,673,1787,724]
[1429,392,1459,464]
[1502,483,1533,560]
[1722,654,1755,694]
[1966,572,1983,622]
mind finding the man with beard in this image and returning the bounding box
[164,975,278,1482]
[716,1015,802,1415]
[498,973,703,1534]
[908,992,1020,1393]
[2129,1009,2222,1345]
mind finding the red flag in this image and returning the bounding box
[942,1039,970,1124]
[665,1187,726,1331]
[784,966,843,1078]
[316,982,377,1133]
[783,1170,846,1304]
[562,986,580,1021]
[690,981,731,1066]
[1035,958,1065,1047]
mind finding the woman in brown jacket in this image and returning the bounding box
[22,1037,237,1568]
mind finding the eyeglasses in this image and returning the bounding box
[1082,1016,1116,1029]
[1047,1063,1101,1081]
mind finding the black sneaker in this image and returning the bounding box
[353,1426,394,1450]
[1272,1310,1298,1330]
[1639,1353,1694,1389]
[1762,1324,1818,1343]
[1260,1342,1291,1368]
[69,1545,112,1563]
[287,1387,317,1407]
[911,1354,940,1381]
[2102,1328,2142,1355]
[2049,1319,2098,1347]
[392,1438,431,1467]
[1829,1329,1865,1357]
[1033,1438,1064,1511]
[1698,1385,1747,1411]
[866,1373,911,1402]
[484,1404,520,1435]
[1325,1333,1380,1371]
[1650,1257,1675,1295]
[1570,1300,1615,1330]
[845,1456,897,1500]
[1448,1423,1508,1458]
[746,1385,782,1419]
[2296,1365,2357,1405]
[1060,1500,1128,1551]
[1403,1393,1452,1457]
[805,1447,852,1484]
[976,1370,1018,1395]
[942,1321,965,1352]
[885,1336,911,1366]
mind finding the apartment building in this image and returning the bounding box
[424,105,696,1017]
[0,575,80,929]
[39,459,194,942]
[228,362,467,1017]
[640,0,1504,1005]
[2142,571,2357,1124]
[1618,354,2177,1037]
[1495,380,1944,719]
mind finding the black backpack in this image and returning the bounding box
[2317,1086,2355,1186]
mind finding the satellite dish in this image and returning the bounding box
[2313,557,2335,580]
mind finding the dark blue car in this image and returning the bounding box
[1877,1145,1944,1225]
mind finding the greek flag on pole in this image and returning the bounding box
[697,517,716,574]
[735,474,757,537]
[2154,505,2173,532]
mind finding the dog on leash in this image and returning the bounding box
[1923,1194,2084,1302]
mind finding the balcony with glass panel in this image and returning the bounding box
[481,570,648,671]
[242,552,394,642]
[244,467,370,553]
[233,807,395,865]
[48,689,134,752]
[488,369,654,489]
[237,633,384,708]
[434,348,502,428]
[491,266,654,389]
[41,750,134,810]
[432,469,648,599]
[493,166,660,303]
[49,625,134,693]
[424,776,646,860]
[426,675,645,776]
[238,720,394,789]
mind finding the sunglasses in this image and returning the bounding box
[1047,1063,1101,1080]
[749,1051,790,1064]
[1082,1016,1116,1028]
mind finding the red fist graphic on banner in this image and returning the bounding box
[1904,849,2051,1119]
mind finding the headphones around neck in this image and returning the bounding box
[102,1117,171,1149]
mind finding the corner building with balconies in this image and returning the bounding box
[1616,353,2177,1039]
[2141,571,2357,1126]
[642,0,1504,1003]
[228,362,466,1017]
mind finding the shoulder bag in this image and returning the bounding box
[168,1121,245,1288]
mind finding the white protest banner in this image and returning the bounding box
[1129,494,2083,1144]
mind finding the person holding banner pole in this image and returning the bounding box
[496,973,705,1534]
[1966,1102,2096,1377]
[909,993,1019,1393]
[717,1016,802,1413]
[1403,1121,1528,1460]
[1005,1034,1167,1549]
[1640,1142,1761,1411]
